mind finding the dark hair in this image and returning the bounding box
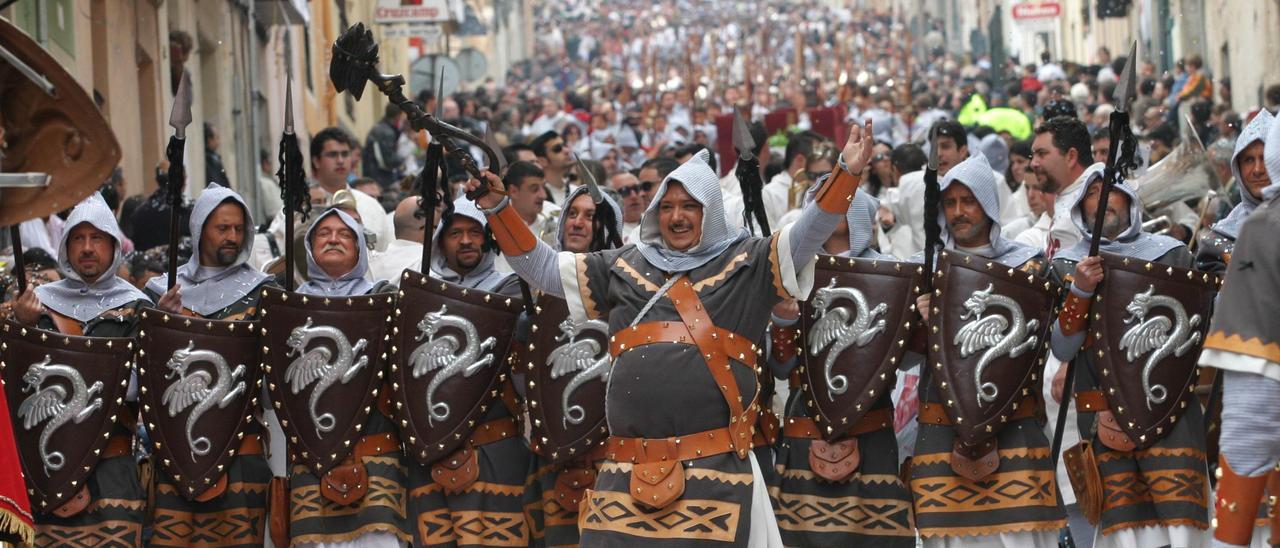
[638,157,679,180]
[530,130,562,158]
[169,30,193,55]
[1145,123,1179,147]
[502,143,533,167]
[1266,83,1280,108]
[98,180,121,213]
[748,121,768,157]
[503,160,545,189]
[1035,116,1094,166]
[675,144,716,173]
[1090,127,1110,142]
[310,127,354,160]
[1041,99,1077,120]
[932,119,967,151]
[783,131,822,169]
[119,194,146,238]
[23,248,57,271]
[203,122,216,146]
[351,177,379,189]
[889,144,927,174]
[384,103,402,120]
[1139,78,1156,97]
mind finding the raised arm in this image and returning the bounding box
[465,172,565,297]
[786,120,876,267]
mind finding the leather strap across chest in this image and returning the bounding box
[607,275,759,460]
[45,308,84,336]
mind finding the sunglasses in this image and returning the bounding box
[619,181,656,197]
[550,143,565,154]
[872,153,889,162]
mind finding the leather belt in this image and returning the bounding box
[236,434,264,456]
[783,408,894,439]
[468,418,519,448]
[918,396,1038,426]
[1074,390,1108,412]
[354,432,399,459]
[609,321,759,368]
[103,434,133,459]
[788,370,802,390]
[605,414,760,465]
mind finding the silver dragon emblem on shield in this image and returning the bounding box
[807,278,889,400]
[285,317,370,436]
[17,355,104,475]
[161,341,247,460]
[547,317,611,427]
[954,283,1040,405]
[410,305,497,425]
[1119,284,1202,409]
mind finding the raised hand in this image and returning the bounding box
[841,119,875,176]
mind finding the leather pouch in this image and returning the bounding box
[431,444,480,495]
[269,477,290,548]
[809,439,860,482]
[1064,440,1103,524]
[950,438,999,481]
[631,459,684,510]
[555,466,597,509]
[1096,410,1137,452]
[320,461,369,505]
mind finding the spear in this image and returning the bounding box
[165,72,193,290]
[276,75,309,292]
[8,225,25,294]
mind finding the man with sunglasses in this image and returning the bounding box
[531,130,576,206]
[608,171,651,242]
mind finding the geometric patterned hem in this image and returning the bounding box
[289,522,411,545]
[580,489,742,543]
[917,518,1067,538]
[772,492,915,537]
[35,519,143,547]
[415,508,529,547]
[1099,517,1209,537]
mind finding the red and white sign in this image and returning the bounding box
[375,0,456,24]
[1013,1,1062,20]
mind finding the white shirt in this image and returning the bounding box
[1048,166,1098,257]
[368,239,424,286]
[880,170,927,260]
[761,170,794,231]
[1008,212,1053,251]
[718,168,747,232]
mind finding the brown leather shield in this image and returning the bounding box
[929,251,1058,447]
[0,19,121,226]
[392,271,523,466]
[136,309,262,500]
[1092,253,1218,450]
[260,287,393,475]
[800,255,921,441]
[0,321,132,514]
[525,295,609,464]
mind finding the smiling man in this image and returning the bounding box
[466,122,876,546]
[11,193,151,546]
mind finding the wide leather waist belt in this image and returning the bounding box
[609,321,758,368]
[354,432,400,459]
[467,418,519,448]
[1074,390,1108,412]
[783,408,894,439]
[103,434,133,459]
[605,408,760,464]
[918,396,1038,426]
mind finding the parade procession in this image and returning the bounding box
[2,0,1280,547]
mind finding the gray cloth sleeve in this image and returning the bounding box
[505,239,565,298]
[1220,370,1280,476]
[787,201,843,265]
